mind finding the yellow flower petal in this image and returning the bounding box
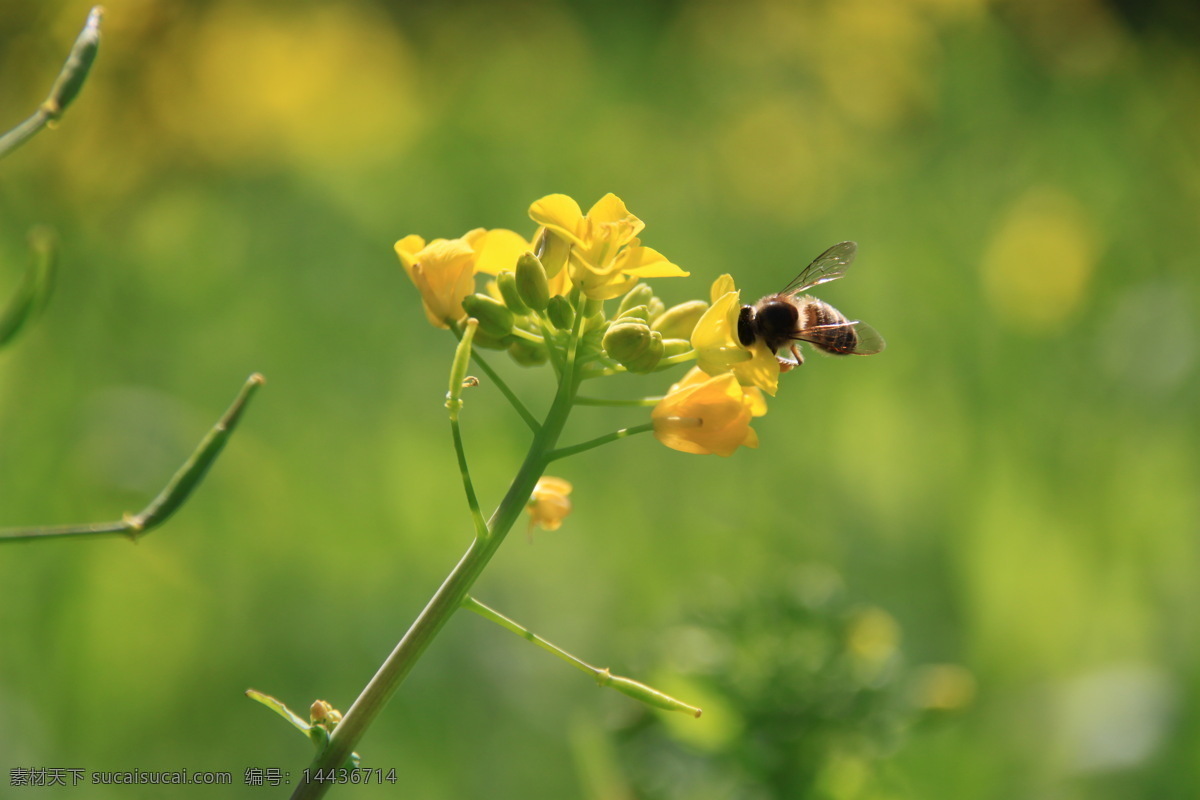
[692,292,745,367]
[527,476,574,531]
[529,194,585,244]
[531,193,686,299]
[586,193,645,239]
[394,234,426,278]
[408,238,476,328]
[474,228,532,275]
[709,274,736,303]
[735,342,781,397]
[651,369,765,457]
[616,244,690,278]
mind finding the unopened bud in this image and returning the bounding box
[546,295,575,330]
[603,319,664,373]
[508,338,548,367]
[661,337,692,358]
[616,304,649,322]
[599,671,702,718]
[646,296,666,323]
[471,328,514,350]
[652,300,708,340]
[447,318,478,413]
[534,229,571,277]
[625,333,664,373]
[461,293,514,337]
[616,283,654,317]
[515,252,550,311]
[496,271,530,315]
[310,700,342,730]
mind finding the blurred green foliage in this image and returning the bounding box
[1,0,1197,798]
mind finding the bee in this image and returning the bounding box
[737,241,885,371]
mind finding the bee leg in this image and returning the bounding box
[777,344,804,373]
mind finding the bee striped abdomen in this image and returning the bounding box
[801,298,858,354]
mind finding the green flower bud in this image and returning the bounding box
[652,299,709,340]
[616,304,649,322]
[471,328,514,350]
[661,337,692,358]
[602,319,664,373]
[496,271,530,315]
[447,318,478,413]
[616,283,654,317]
[646,296,666,323]
[534,228,571,278]
[603,319,649,359]
[515,252,551,311]
[626,333,664,372]
[461,293,514,337]
[508,337,548,367]
[601,672,702,718]
[546,295,575,330]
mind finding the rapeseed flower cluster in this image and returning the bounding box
[396,193,810,460]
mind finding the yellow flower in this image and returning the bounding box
[652,367,767,457]
[527,476,573,531]
[690,274,781,396]
[528,193,689,299]
[395,228,530,328]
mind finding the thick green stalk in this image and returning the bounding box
[293,304,588,798]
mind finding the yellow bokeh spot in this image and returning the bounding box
[846,606,901,666]
[816,0,935,129]
[717,99,846,222]
[149,2,421,170]
[982,187,1098,331]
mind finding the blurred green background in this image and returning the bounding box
[2,0,1198,797]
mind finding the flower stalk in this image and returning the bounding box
[0,6,103,160]
[463,595,701,717]
[292,300,588,799]
[0,373,265,543]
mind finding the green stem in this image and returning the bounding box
[574,395,662,407]
[463,595,702,718]
[469,349,539,434]
[656,350,697,367]
[293,298,590,799]
[0,373,264,543]
[463,595,595,676]
[547,423,654,463]
[450,417,488,540]
[0,7,102,161]
[508,326,544,345]
[0,227,57,349]
[538,318,566,378]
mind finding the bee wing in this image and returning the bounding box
[795,319,886,356]
[780,241,857,296]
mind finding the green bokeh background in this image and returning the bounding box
[2,0,1197,797]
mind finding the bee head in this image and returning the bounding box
[737,305,756,346]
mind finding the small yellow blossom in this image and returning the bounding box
[309,700,343,731]
[395,228,530,328]
[652,368,767,457]
[690,274,781,396]
[527,476,573,531]
[528,193,689,300]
